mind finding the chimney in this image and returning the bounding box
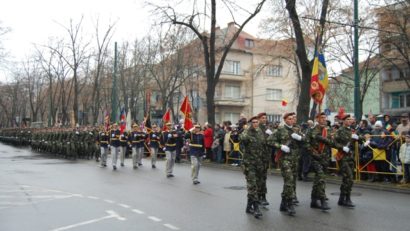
[228,22,235,27]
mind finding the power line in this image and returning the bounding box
[301,16,404,36]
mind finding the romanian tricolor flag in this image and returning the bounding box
[180,96,193,131]
[104,110,110,131]
[310,50,329,104]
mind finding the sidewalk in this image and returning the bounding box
[199,161,410,194]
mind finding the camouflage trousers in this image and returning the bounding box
[280,156,298,201]
[311,158,326,200]
[243,161,265,202]
[259,156,270,197]
[339,156,355,195]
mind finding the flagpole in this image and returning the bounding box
[309,1,328,121]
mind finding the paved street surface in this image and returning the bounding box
[0,143,409,231]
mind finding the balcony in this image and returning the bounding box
[214,96,248,106]
[219,72,247,81]
[382,79,410,93]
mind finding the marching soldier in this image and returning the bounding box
[257,112,272,207]
[161,122,178,178]
[129,124,147,169]
[110,123,121,170]
[185,124,205,185]
[97,126,110,167]
[119,129,129,167]
[305,112,332,210]
[239,116,265,219]
[267,112,304,216]
[149,124,161,168]
[334,114,359,208]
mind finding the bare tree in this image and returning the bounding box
[152,0,266,125]
[145,26,199,121]
[325,3,381,117]
[374,0,410,88]
[20,56,47,122]
[90,19,116,125]
[282,0,329,122]
[54,17,90,126]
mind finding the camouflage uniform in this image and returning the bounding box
[267,124,304,215]
[305,124,333,210]
[333,125,356,207]
[258,123,271,206]
[239,125,265,218]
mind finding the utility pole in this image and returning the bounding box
[111,42,118,123]
[353,0,361,120]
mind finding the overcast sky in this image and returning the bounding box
[0,0,267,81]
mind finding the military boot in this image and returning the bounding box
[259,194,269,206]
[320,199,331,210]
[287,200,296,216]
[310,198,321,209]
[344,193,355,208]
[292,197,299,205]
[246,198,254,214]
[253,201,262,219]
[338,193,346,206]
[280,198,288,212]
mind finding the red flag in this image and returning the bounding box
[119,107,126,134]
[162,109,171,131]
[180,96,193,131]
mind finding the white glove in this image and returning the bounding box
[75,131,79,135]
[152,134,156,138]
[291,133,302,141]
[168,134,172,138]
[163,147,166,151]
[343,146,350,153]
[265,129,273,135]
[351,134,359,140]
[363,140,370,147]
[280,145,290,153]
[189,127,195,132]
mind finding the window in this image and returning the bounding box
[391,92,410,108]
[224,112,239,123]
[267,114,282,123]
[245,39,254,48]
[222,60,241,75]
[407,93,410,107]
[224,85,241,98]
[267,65,282,77]
[266,89,282,101]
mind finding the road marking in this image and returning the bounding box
[119,203,130,208]
[87,196,99,200]
[104,199,115,203]
[163,224,180,230]
[148,216,162,222]
[50,210,125,231]
[0,195,73,199]
[132,209,145,214]
[71,194,84,197]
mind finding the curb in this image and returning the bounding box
[199,161,410,195]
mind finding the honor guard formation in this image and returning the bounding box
[1,112,410,220]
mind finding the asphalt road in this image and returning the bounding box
[0,143,409,231]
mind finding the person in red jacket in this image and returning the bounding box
[203,123,214,161]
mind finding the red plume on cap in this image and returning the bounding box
[337,107,345,119]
